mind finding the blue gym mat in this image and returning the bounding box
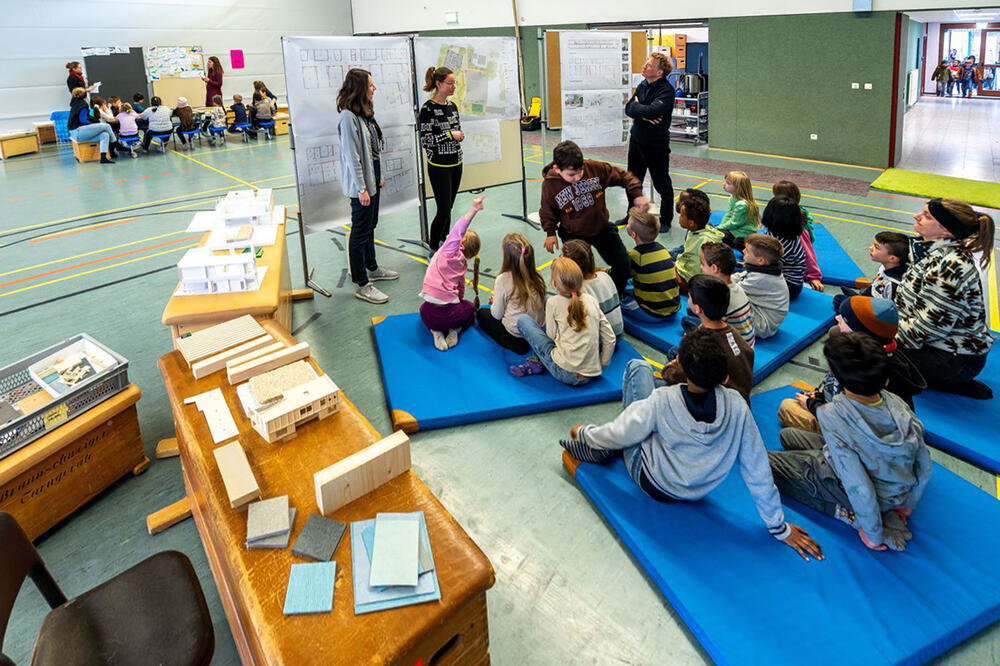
[565,385,1000,666]
[371,313,642,432]
[913,338,1000,474]
[707,211,867,288]
[622,286,836,383]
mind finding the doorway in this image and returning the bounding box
[940,23,1000,97]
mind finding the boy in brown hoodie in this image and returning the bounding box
[539,140,649,295]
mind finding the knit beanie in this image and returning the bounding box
[176,97,188,108]
[838,296,898,345]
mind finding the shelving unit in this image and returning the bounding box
[669,91,708,144]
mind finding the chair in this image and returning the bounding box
[231,122,253,142]
[147,131,174,153]
[117,134,141,159]
[255,120,276,141]
[179,128,202,150]
[207,126,226,145]
[0,512,214,666]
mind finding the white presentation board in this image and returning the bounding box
[282,36,419,232]
[558,31,632,148]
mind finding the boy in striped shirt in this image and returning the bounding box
[700,241,756,348]
[622,208,680,321]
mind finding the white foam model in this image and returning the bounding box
[245,374,340,443]
[176,246,260,295]
[217,188,274,226]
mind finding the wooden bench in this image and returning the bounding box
[0,131,40,160]
[71,138,101,162]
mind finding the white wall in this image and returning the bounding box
[922,22,942,94]
[352,0,1000,34]
[0,0,353,133]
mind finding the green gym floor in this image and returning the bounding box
[2,134,998,664]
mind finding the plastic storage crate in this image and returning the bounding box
[0,334,129,460]
[50,110,70,143]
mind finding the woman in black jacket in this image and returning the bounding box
[65,62,93,98]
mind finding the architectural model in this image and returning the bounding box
[248,374,340,443]
[176,247,260,295]
[217,188,274,226]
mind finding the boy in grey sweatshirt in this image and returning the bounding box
[768,333,932,552]
[731,234,789,339]
[561,328,823,561]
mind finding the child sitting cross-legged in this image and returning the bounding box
[674,190,724,290]
[622,207,680,321]
[562,239,623,338]
[477,233,547,354]
[663,274,754,402]
[419,196,483,351]
[559,329,824,561]
[771,180,823,292]
[768,332,932,552]
[512,257,615,386]
[731,234,789,339]
[699,241,755,348]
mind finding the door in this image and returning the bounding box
[980,30,1000,97]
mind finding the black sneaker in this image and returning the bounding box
[100,155,115,164]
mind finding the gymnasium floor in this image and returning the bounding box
[2,133,998,664]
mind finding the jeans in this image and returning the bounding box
[626,139,674,226]
[477,309,531,354]
[557,224,632,296]
[427,163,463,251]
[767,428,854,522]
[515,315,590,386]
[69,124,116,153]
[349,161,382,286]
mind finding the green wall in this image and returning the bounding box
[709,12,899,168]
[417,24,587,110]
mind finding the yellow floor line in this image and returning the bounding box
[988,250,999,332]
[0,243,200,299]
[642,355,664,370]
[169,150,258,189]
[0,229,187,278]
[996,475,999,499]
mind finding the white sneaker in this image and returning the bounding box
[432,330,449,351]
[367,267,399,281]
[445,328,459,348]
[355,283,388,304]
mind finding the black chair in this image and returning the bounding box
[0,512,214,666]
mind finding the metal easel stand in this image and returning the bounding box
[501,30,536,230]
[287,126,327,298]
[398,36,432,254]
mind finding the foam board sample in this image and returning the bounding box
[283,561,336,615]
[247,508,297,549]
[246,495,291,542]
[291,514,347,562]
[368,515,419,588]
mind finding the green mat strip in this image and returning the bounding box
[871,168,1000,210]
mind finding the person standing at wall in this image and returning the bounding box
[65,62,93,99]
[202,56,224,107]
[623,52,676,230]
[419,67,464,252]
[338,68,399,304]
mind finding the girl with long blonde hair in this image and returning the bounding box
[477,233,547,354]
[718,170,761,244]
[511,257,616,385]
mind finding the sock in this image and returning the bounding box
[559,437,616,464]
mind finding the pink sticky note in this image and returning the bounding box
[230,49,245,69]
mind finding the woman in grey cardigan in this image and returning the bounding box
[338,68,399,304]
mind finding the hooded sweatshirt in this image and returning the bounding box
[731,264,789,339]
[577,383,791,540]
[815,391,932,547]
[420,214,472,304]
[539,159,643,239]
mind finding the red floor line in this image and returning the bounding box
[30,217,142,243]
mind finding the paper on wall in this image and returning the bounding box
[561,89,629,148]
[459,118,502,165]
[413,37,521,121]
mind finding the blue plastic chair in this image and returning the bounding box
[118,134,141,158]
[255,120,275,141]
[147,131,174,152]
[207,126,226,145]
[178,128,201,150]
[50,111,71,143]
[232,123,253,142]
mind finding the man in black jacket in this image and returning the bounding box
[624,52,676,229]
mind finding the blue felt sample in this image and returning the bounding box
[350,512,440,615]
[623,286,836,383]
[282,561,336,615]
[372,312,642,431]
[568,385,1000,666]
[913,338,1000,474]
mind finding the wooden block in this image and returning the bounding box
[191,334,274,379]
[290,288,314,301]
[16,390,52,414]
[155,437,179,459]
[225,341,285,374]
[71,138,101,162]
[146,497,192,535]
[34,122,57,144]
[213,440,261,509]
[1,132,40,159]
[175,314,267,366]
[227,342,310,384]
[314,431,411,515]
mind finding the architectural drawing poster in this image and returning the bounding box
[282,36,419,232]
[559,31,631,147]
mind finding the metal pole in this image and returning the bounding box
[285,108,329,297]
[398,35,431,252]
[501,29,536,228]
